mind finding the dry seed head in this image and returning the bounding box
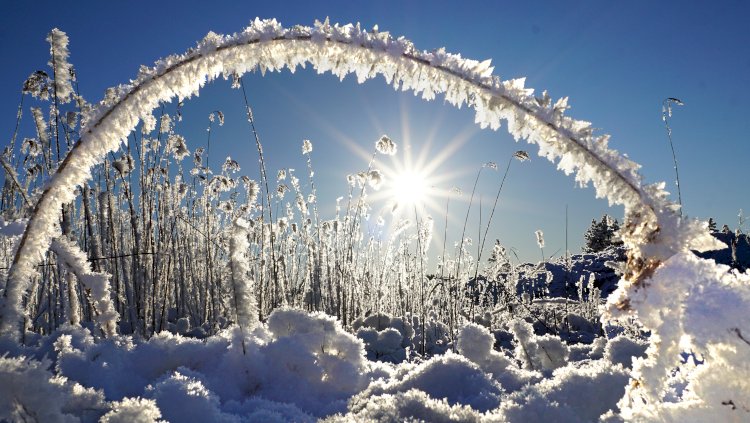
[302,139,313,154]
[513,150,530,162]
[535,230,545,249]
[375,135,397,155]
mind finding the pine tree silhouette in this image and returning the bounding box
[583,214,623,253]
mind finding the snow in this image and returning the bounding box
[100,397,163,423]
[604,335,648,369]
[0,291,747,421]
[0,354,105,422]
[510,319,569,372]
[499,360,629,423]
[352,353,504,413]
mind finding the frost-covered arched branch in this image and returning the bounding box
[0,18,719,338]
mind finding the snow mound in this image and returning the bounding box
[604,334,648,369]
[100,397,163,423]
[1,307,372,419]
[500,359,629,422]
[0,354,106,422]
[458,322,540,391]
[334,389,488,422]
[351,352,503,413]
[510,319,569,372]
[353,312,413,363]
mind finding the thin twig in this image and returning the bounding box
[662,97,684,215]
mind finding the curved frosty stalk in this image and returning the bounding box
[0,18,718,339]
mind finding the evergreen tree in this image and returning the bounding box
[583,214,623,253]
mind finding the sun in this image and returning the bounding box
[360,126,477,224]
[391,169,429,209]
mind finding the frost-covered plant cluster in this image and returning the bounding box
[0,19,748,421]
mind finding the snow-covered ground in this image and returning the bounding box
[1,306,649,422]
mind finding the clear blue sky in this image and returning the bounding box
[1,0,748,263]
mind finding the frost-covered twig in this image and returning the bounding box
[0,156,31,207]
[662,97,684,215]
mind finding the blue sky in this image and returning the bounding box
[1,1,748,263]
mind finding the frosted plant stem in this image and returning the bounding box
[0,157,31,207]
[0,92,25,211]
[662,98,684,216]
[456,167,482,304]
[7,92,24,154]
[239,77,279,309]
[414,206,426,356]
[439,193,453,345]
[50,42,62,163]
[304,150,323,310]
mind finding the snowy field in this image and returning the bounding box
[1,19,749,422]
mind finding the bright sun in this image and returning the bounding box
[391,170,429,208]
